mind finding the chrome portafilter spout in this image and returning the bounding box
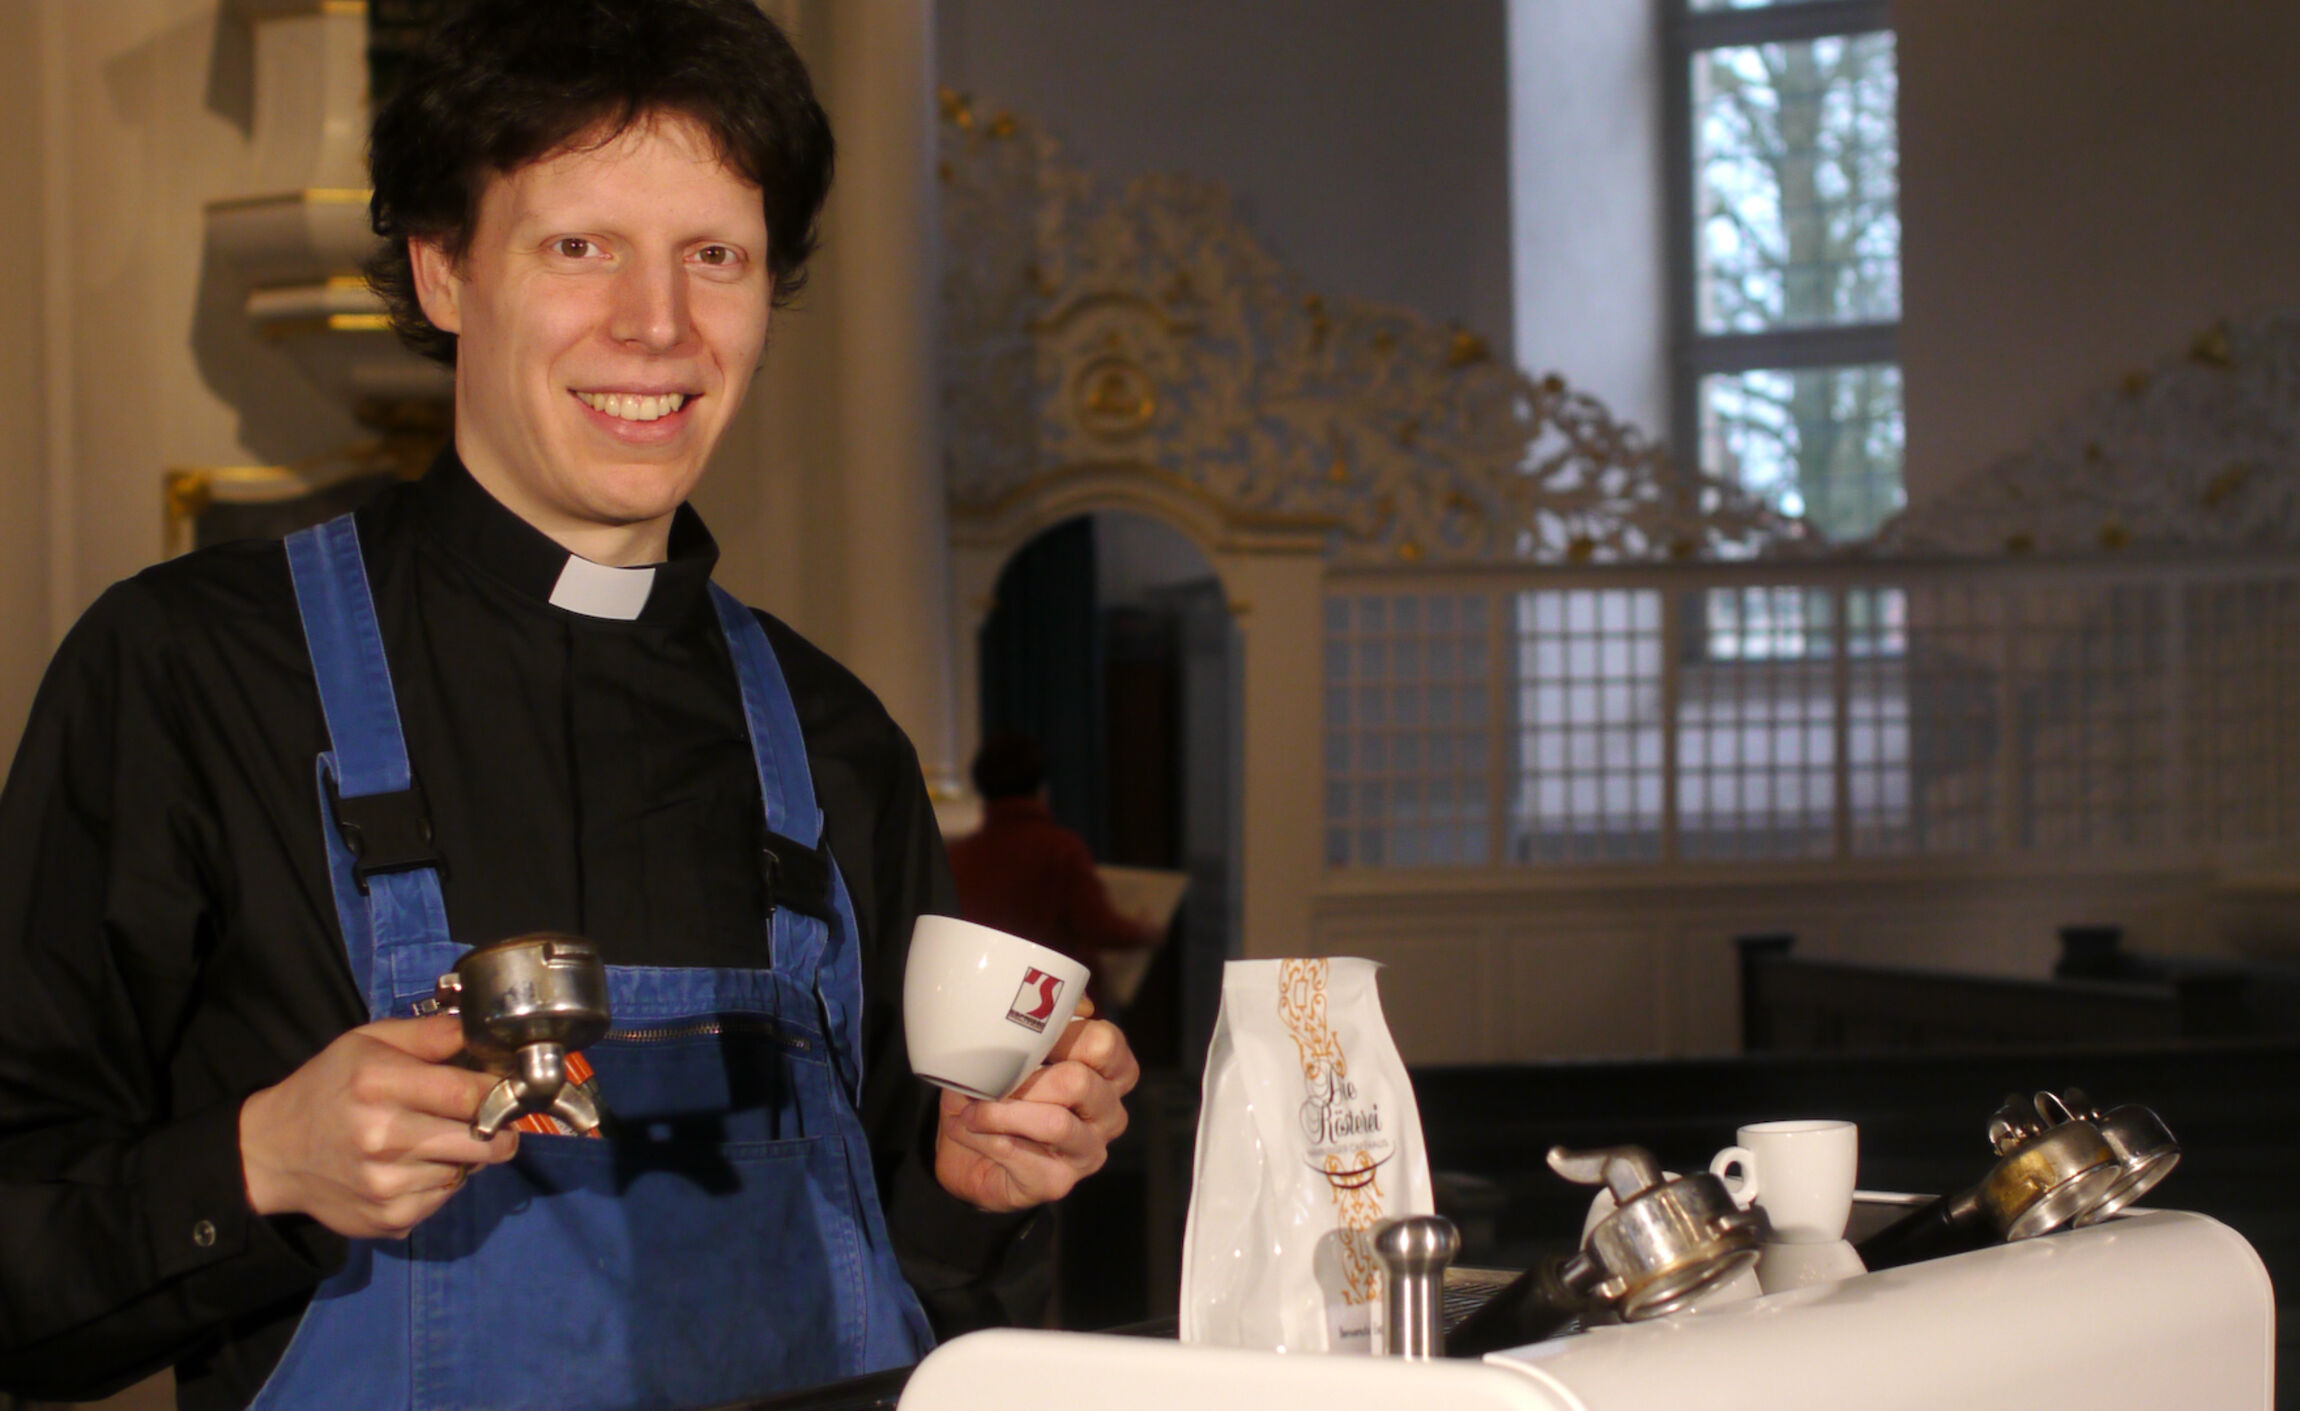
[1447,1144,1761,1359]
[433,933,611,1139]
[1858,1091,2126,1271]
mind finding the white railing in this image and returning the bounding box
[1320,552,2300,872]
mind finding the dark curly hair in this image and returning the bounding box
[365,0,835,366]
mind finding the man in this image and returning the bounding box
[0,2,1136,1407]
[948,734,1154,1008]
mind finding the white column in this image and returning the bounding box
[823,0,968,819]
[1507,0,1668,432]
[1222,547,1328,960]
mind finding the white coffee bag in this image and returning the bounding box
[1180,957,1433,1354]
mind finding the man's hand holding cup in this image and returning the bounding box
[906,916,1141,1212]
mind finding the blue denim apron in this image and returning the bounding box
[249,514,932,1409]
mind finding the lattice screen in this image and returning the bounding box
[1324,593,1492,867]
[1323,563,2300,870]
[1514,590,1664,863]
[1680,587,1838,861]
[2185,578,2300,847]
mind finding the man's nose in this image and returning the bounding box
[606,257,691,352]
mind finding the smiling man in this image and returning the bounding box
[0,3,1136,1408]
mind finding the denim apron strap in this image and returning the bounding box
[253,514,451,1411]
[285,515,458,1017]
[710,585,867,1101]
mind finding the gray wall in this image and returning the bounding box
[1508,0,1667,433]
[1897,0,2300,500]
[936,0,1516,361]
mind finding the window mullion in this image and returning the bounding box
[1676,0,1891,54]
[1683,322,1900,376]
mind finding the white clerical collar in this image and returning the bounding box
[547,553,658,620]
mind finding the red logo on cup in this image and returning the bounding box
[1005,968,1064,1033]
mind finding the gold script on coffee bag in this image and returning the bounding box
[1278,959,1390,1308]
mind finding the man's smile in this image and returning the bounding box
[572,389,694,423]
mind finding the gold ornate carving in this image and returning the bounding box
[165,470,216,526]
[1878,310,2300,557]
[938,102,1796,565]
[950,462,1342,541]
[1073,357,1157,438]
[164,465,304,558]
[165,426,443,558]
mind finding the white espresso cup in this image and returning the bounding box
[903,915,1089,1101]
[1709,1118,1859,1245]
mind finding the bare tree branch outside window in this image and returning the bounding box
[1689,23,1902,545]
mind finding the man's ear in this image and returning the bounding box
[407,237,464,335]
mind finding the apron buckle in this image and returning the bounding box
[760,831,836,923]
[326,772,445,892]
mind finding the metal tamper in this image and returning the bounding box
[432,933,610,1138]
[1373,1215,1460,1359]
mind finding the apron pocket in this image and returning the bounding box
[586,1022,822,1144]
[409,1131,867,1411]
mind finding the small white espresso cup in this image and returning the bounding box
[1709,1118,1859,1245]
[903,915,1089,1101]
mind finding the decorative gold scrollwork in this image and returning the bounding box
[937,102,1801,565]
[1073,358,1158,439]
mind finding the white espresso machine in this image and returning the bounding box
[897,1208,2274,1411]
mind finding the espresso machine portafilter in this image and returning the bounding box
[1856,1090,2179,1271]
[2058,1088,2183,1226]
[1447,1144,1761,1358]
[430,933,611,1138]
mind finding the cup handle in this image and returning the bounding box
[1710,1146,1759,1207]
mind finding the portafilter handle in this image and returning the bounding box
[1854,1183,1993,1271]
[1443,1252,1589,1359]
[1373,1215,1460,1360]
[1862,1101,2125,1270]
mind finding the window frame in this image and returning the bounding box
[1664,0,1901,531]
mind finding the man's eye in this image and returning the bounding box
[696,245,737,267]
[553,238,593,259]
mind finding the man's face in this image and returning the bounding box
[411,111,772,561]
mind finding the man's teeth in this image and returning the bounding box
[577,391,688,422]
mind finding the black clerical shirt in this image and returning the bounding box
[0,456,1037,1407]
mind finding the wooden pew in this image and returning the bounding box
[1735,933,2251,1051]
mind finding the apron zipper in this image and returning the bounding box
[606,1014,814,1053]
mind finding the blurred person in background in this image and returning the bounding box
[949,733,1155,1009]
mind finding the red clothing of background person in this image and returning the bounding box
[948,734,1149,1003]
